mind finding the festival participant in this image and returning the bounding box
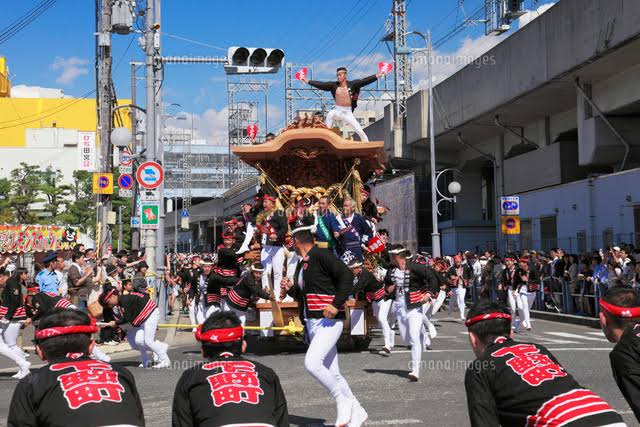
[337,198,372,261]
[315,195,341,251]
[7,309,144,427]
[500,257,519,330]
[447,254,471,321]
[301,67,384,142]
[384,244,437,381]
[281,224,367,427]
[100,285,170,369]
[464,300,625,427]
[172,311,288,426]
[515,256,540,331]
[599,287,640,421]
[422,259,448,343]
[24,291,110,362]
[0,268,31,379]
[257,194,288,299]
[221,263,273,325]
[350,256,393,355]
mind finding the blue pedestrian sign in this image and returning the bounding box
[181,209,189,218]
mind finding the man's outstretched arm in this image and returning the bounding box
[352,73,383,89]
[303,78,334,91]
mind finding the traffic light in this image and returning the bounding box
[224,47,285,74]
[503,0,526,19]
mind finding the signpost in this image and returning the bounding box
[130,217,141,228]
[136,161,164,189]
[181,209,189,230]
[500,196,520,216]
[501,215,521,235]
[141,203,160,230]
[118,173,133,197]
[140,188,160,202]
[92,173,114,195]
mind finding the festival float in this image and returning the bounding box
[231,116,386,349]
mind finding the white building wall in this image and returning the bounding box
[518,168,640,251]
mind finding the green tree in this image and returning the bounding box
[9,163,43,223]
[38,166,71,222]
[57,170,96,234]
[0,178,13,223]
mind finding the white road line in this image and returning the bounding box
[547,347,611,351]
[362,349,472,354]
[367,419,424,425]
[586,331,606,336]
[544,332,609,342]
[527,334,579,345]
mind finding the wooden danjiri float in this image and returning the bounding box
[231,116,386,349]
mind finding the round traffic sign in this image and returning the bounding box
[118,174,133,190]
[120,149,133,166]
[506,218,517,229]
[503,201,519,211]
[98,175,111,189]
[136,161,164,189]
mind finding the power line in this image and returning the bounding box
[0,0,57,46]
[161,32,227,52]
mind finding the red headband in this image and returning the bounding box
[504,258,515,262]
[103,288,117,302]
[195,325,244,343]
[465,312,512,327]
[263,195,276,202]
[518,258,529,263]
[599,299,640,318]
[35,318,98,340]
[222,234,235,239]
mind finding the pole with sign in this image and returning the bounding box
[500,196,521,253]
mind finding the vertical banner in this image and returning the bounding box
[77,131,96,172]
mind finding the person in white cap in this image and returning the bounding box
[221,262,274,325]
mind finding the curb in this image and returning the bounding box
[531,310,601,329]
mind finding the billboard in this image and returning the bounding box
[0,225,81,253]
[370,173,417,253]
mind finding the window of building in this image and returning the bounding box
[603,227,614,248]
[577,230,586,253]
[540,216,557,252]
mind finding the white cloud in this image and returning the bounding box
[312,52,386,78]
[10,84,70,98]
[50,56,89,85]
[517,3,555,28]
[162,104,284,145]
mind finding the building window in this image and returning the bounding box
[603,228,614,248]
[577,231,586,253]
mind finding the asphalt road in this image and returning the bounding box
[0,314,636,426]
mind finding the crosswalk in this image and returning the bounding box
[447,327,611,346]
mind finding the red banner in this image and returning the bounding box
[378,62,393,74]
[295,67,308,81]
[246,124,258,141]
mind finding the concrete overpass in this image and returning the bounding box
[366,0,640,254]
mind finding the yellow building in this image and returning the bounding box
[0,57,131,183]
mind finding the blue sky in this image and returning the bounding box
[1,0,556,142]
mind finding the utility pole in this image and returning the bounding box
[97,0,113,256]
[117,205,123,252]
[427,31,441,258]
[143,0,158,287]
[153,0,168,320]
[391,0,412,158]
[130,61,141,250]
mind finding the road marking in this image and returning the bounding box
[547,347,611,351]
[586,331,605,336]
[527,334,579,344]
[544,332,609,342]
[367,419,424,425]
[362,349,473,354]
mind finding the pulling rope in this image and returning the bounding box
[156,319,304,336]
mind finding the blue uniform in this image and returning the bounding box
[36,269,60,295]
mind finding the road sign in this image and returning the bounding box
[118,174,134,190]
[181,209,189,218]
[140,189,159,202]
[130,216,140,228]
[136,161,164,189]
[119,189,132,197]
[120,148,133,166]
[500,196,520,216]
[501,215,521,235]
[118,165,132,174]
[141,203,159,229]
[92,173,113,194]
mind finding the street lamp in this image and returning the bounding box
[434,169,462,215]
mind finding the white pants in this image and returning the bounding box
[205,304,220,320]
[392,297,424,377]
[261,245,285,299]
[326,105,369,142]
[189,295,208,325]
[373,298,394,349]
[304,318,354,402]
[0,321,28,368]
[516,286,533,330]
[448,286,467,320]
[221,299,247,326]
[507,287,518,328]
[431,290,446,314]
[126,309,168,366]
[285,250,299,281]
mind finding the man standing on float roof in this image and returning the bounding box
[301,67,383,142]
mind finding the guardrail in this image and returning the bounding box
[467,276,613,318]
